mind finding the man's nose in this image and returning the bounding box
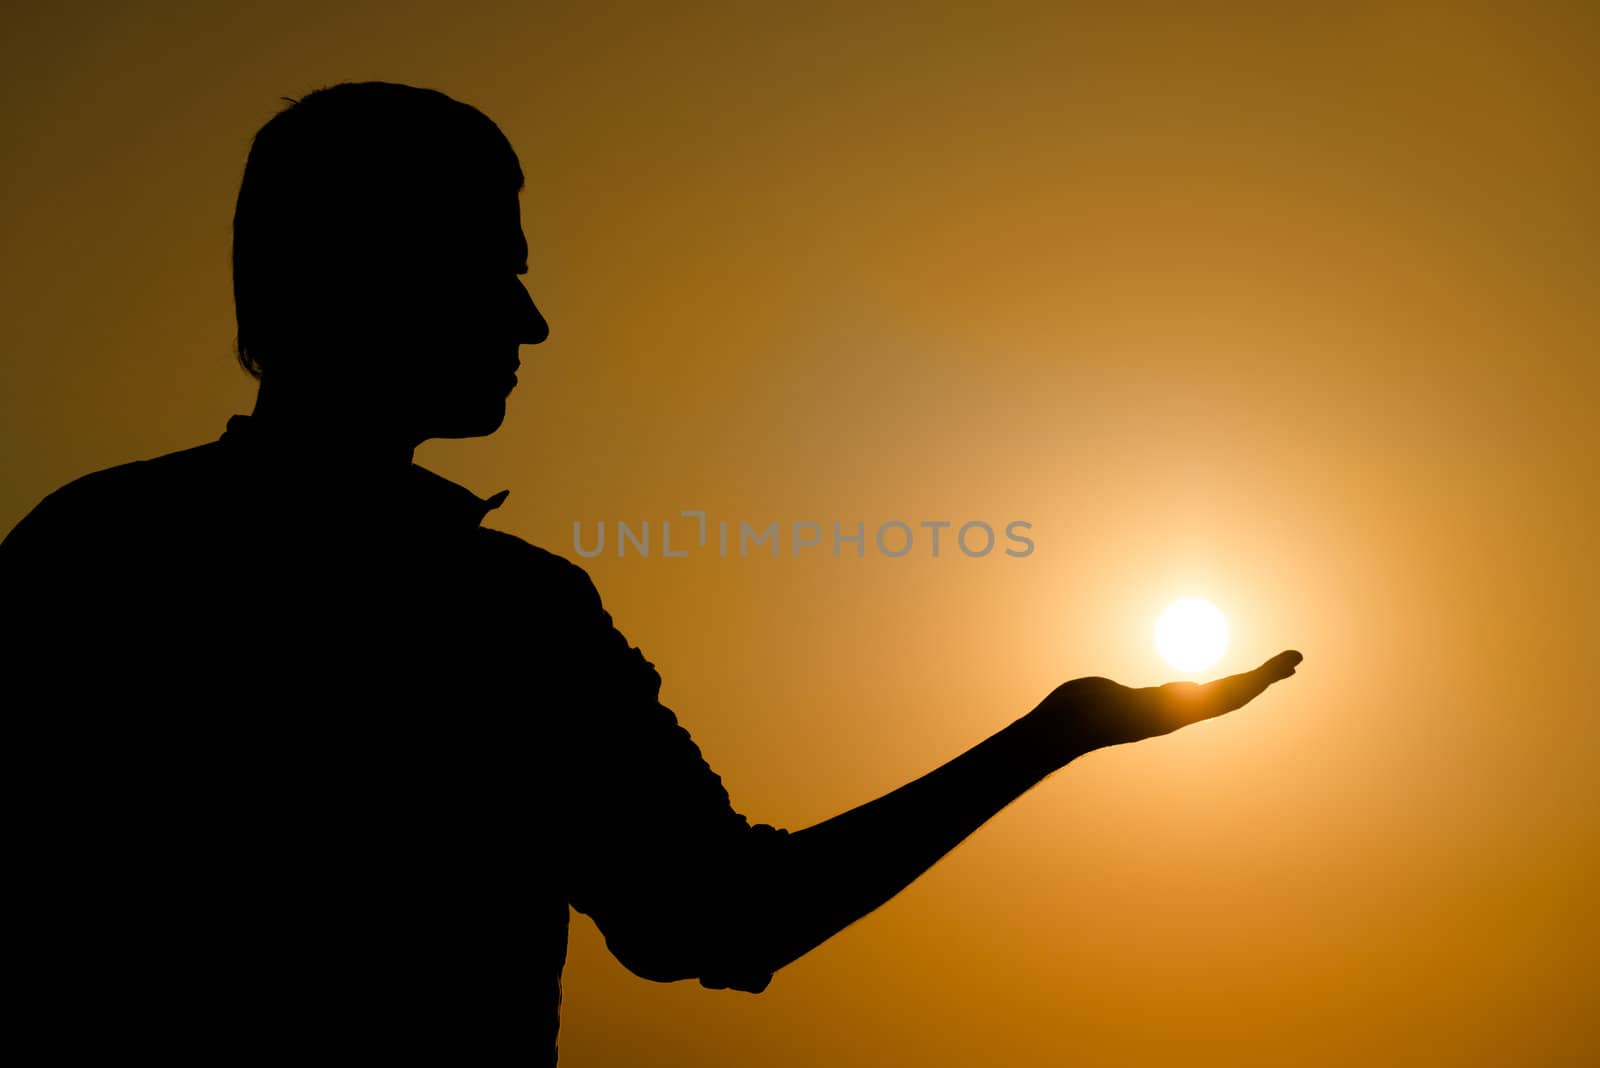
[517,279,549,345]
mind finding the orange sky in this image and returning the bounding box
[3,4,1596,1065]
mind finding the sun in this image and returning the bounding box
[1154,598,1229,672]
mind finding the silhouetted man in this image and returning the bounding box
[1,82,1301,1064]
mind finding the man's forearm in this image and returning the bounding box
[750,710,1083,974]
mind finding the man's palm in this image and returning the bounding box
[1036,650,1303,754]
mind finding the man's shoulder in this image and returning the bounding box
[472,526,603,606]
[3,441,225,549]
[29,439,220,502]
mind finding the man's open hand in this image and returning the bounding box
[1029,650,1303,758]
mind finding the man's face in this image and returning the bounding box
[380,187,549,442]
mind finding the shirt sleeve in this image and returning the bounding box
[548,558,792,993]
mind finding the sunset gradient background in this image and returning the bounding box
[3,4,1595,1065]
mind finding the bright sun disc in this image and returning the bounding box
[1154,598,1229,672]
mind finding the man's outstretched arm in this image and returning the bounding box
[551,554,1300,992]
[732,651,1304,982]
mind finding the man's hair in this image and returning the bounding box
[231,81,524,380]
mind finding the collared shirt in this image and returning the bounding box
[2,415,790,1064]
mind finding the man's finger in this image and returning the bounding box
[1147,650,1303,726]
[1199,650,1302,715]
[1260,649,1303,680]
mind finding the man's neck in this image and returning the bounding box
[247,383,421,478]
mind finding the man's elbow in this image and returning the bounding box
[603,923,778,994]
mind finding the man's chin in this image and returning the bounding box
[429,401,508,440]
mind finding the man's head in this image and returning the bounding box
[232,81,548,441]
